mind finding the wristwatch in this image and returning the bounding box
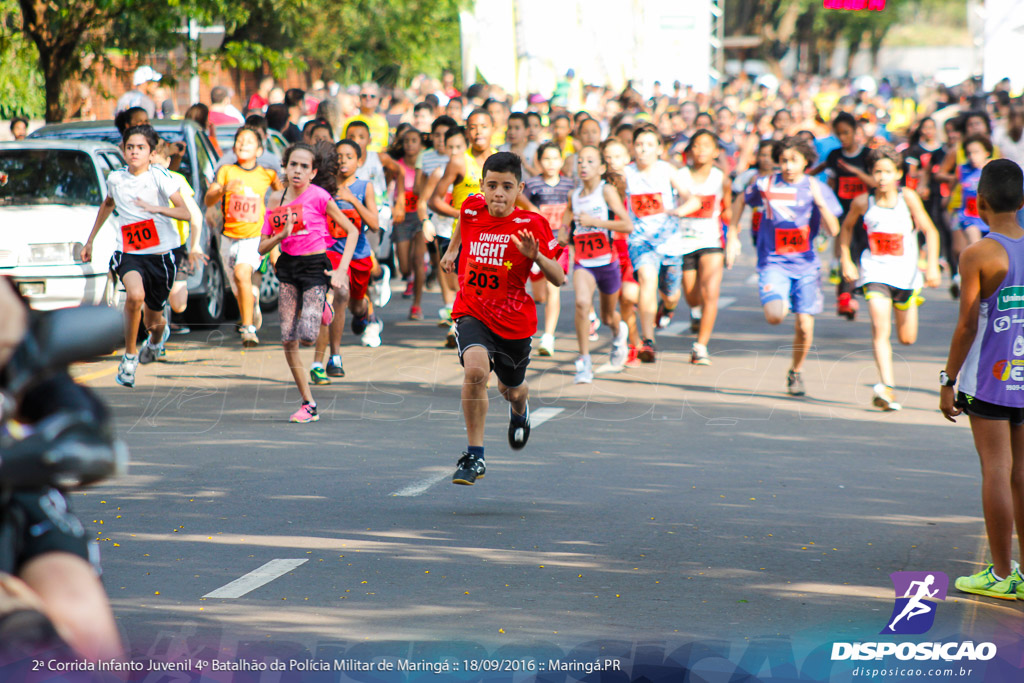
[939,370,956,388]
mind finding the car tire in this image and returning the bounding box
[187,256,225,325]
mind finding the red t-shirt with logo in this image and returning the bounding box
[452,194,559,340]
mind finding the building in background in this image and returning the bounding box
[461,0,718,99]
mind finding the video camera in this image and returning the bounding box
[0,305,127,489]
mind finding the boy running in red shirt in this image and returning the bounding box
[440,152,566,485]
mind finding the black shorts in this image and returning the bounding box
[171,245,190,282]
[1,488,98,574]
[275,252,331,291]
[454,315,532,388]
[682,247,724,271]
[860,282,923,310]
[110,250,176,312]
[957,392,1024,426]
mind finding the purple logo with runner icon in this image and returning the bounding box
[881,571,948,635]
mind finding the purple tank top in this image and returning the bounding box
[959,232,1024,407]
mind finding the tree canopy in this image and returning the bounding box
[8,0,466,121]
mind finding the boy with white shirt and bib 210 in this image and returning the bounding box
[82,125,192,387]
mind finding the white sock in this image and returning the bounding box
[311,362,323,370]
[616,321,628,342]
[691,306,702,319]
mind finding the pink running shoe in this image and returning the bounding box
[322,302,334,327]
[289,402,319,423]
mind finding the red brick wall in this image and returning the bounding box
[75,52,322,121]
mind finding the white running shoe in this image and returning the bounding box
[375,265,392,307]
[574,355,593,384]
[872,383,902,411]
[361,319,383,347]
[537,333,555,356]
[138,337,160,365]
[609,321,629,368]
[116,354,138,387]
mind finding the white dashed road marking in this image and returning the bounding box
[203,559,308,599]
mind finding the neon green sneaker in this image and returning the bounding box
[1013,568,1024,600]
[309,366,331,385]
[955,563,1020,600]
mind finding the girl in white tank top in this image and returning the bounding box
[675,130,733,366]
[838,147,942,411]
[560,147,633,382]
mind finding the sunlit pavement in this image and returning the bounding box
[70,253,1017,658]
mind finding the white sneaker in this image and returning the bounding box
[375,265,392,307]
[116,354,138,387]
[690,342,711,366]
[872,383,902,411]
[609,321,629,368]
[538,333,555,356]
[574,355,593,384]
[138,337,160,365]
[361,319,383,347]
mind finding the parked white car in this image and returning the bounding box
[0,140,124,310]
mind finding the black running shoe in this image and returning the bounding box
[326,355,345,377]
[351,313,369,335]
[787,369,805,396]
[508,403,531,450]
[452,452,486,485]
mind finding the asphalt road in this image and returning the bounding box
[66,253,1019,673]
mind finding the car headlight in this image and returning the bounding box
[26,242,86,264]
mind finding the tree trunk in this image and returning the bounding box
[36,42,74,122]
[844,35,861,78]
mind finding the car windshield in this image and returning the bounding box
[0,149,101,206]
[31,127,193,180]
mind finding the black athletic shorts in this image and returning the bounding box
[957,391,1024,426]
[454,315,532,389]
[275,252,331,291]
[682,247,724,271]
[110,250,176,312]
[1,488,98,574]
[860,282,923,310]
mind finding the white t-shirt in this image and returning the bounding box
[498,141,539,178]
[993,125,1024,167]
[106,165,182,254]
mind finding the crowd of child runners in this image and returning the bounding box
[69,70,1024,600]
